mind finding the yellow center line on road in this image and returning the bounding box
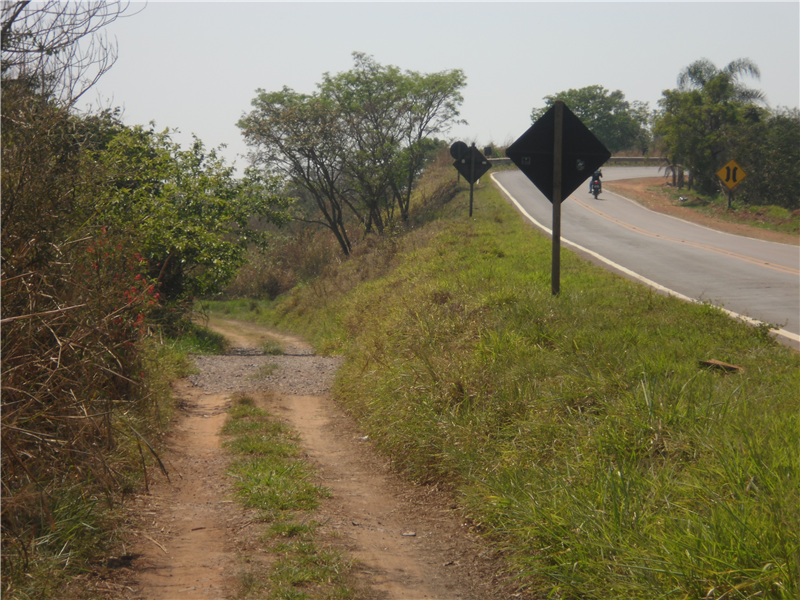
[571,196,800,277]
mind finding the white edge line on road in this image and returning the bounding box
[490,173,800,346]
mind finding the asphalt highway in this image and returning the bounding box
[493,167,800,348]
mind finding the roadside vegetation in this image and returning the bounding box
[222,394,355,600]
[604,178,800,238]
[238,52,465,256]
[4,1,798,596]
[206,151,799,599]
[1,3,285,597]
[531,85,652,155]
[655,59,799,212]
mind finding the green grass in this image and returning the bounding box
[223,177,800,599]
[647,184,800,236]
[167,320,229,355]
[262,340,285,355]
[199,298,275,322]
[221,395,354,599]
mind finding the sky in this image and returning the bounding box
[81,1,800,174]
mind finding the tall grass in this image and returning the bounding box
[245,169,800,598]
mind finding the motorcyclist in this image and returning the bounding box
[589,169,602,193]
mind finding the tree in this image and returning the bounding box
[1,1,134,106]
[389,62,466,222]
[677,57,765,104]
[239,53,466,254]
[94,125,291,302]
[654,58,767,195]
[317,53,466,228]
[238,87,357,255]
[726,107,800,210]
[530,85,651,154]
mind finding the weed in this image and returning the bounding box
[168,321,228,355]
[262,340,285,355]
[248,363,280,380]
[222,394,355,599]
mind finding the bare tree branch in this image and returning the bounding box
[1,1,137,106]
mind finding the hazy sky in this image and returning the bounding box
[82,1,800,173]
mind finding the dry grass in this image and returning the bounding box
[1,84,182,597]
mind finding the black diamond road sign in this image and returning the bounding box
[453,145,491,184]
[506,103,611,203]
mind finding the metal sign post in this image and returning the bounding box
[506,101,610,296]
[470,143,476,217]
[551,101,564,295]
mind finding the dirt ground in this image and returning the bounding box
[113,318,530,600]
[604,177,799,246]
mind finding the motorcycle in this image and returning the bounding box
[591,179,602,199]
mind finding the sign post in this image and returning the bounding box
[506,101,610,295]
[551,101,564,295]
[470,143,476,216]
[451,142,491,217]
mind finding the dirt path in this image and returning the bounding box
[127,318,521,600]
[129,385,238,599]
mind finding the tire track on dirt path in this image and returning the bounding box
[274,391,499,600]
[129,317,526,600]
[130,385,239,599]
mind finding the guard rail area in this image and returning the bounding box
[488,156,668,166]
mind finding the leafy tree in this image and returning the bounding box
[317,53,466,229]
[239,53,466,254]
[94,125,291,302]
[238,87,356,255]
[319,53,406,234]
[530,85,651,154]
[654,58,770,195]
[726,107,800,210]
[387,61,466,222]
[655,80,740,192]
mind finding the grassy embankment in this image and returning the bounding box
[203,174,799,599]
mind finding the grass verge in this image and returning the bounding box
[607,178,800,237]
[221,394,355,600]
[210,173,800,599]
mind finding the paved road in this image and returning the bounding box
[493,167,800,347]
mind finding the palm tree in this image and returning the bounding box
[676,58,766,104]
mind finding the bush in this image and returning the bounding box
[1,85,175,593]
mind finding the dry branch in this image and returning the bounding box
[0,303,88,324]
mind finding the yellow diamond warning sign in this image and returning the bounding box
[717,160,747,190]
